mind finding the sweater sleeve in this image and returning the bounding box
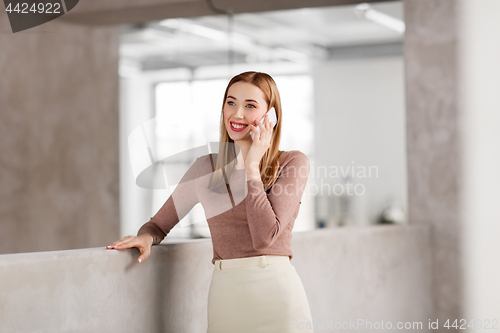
[137,157,202,245]
[245,151,310,250]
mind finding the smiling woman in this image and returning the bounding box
[209,71,284,193]
[109,71,313,332]
[205,71,314,332]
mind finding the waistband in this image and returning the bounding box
[214,255,290,270]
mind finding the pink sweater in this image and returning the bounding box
[137,150,310,265]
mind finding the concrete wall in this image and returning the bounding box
[0,13,121,254]
[404,0,463,324]
[404,0,500,328]
[0,225,431,333]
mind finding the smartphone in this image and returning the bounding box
[250,107,277,141]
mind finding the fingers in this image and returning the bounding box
[250,124,258,137]
[137,246,151,264]
[106,236,151,264]
[106,235,135,249]
[251,117,266,141]
[260,115,272,132]
[249,123,259,140]
[265,114,273,131]
[254,115,272,143]
[257,116,266,129]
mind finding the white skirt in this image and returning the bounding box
[207,255,314,332]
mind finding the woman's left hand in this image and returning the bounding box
[246,115,273,180]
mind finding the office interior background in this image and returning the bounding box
[119,1,406,240]
[0,0,499,332]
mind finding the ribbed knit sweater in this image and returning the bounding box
[137,150,310,265]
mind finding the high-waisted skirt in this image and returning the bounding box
[207,255,314,333]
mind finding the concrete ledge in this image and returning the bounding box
[0,225,431,332]
[293,225,432,331]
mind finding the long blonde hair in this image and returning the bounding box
[208,71,284,193]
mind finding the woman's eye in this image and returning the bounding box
[227,101,235,106]
[246,104,256,108]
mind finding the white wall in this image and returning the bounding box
[312,55,407,226]
[119,76,156,237]
[459,0,500,323]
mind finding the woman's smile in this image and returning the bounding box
[230,121,248,132]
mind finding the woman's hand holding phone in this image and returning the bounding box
[246,107,277,180]
[106,234,154,263]
[250,107,277,141]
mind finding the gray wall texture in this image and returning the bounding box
[0,11,121,254]
[404,0,463,326]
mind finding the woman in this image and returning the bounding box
[107,71,313,332]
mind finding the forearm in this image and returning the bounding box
[245,160,261,181]
[245,179,278,250]
[245,151,310,250]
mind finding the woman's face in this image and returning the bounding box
[223,81,269,142]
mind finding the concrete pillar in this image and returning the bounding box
[405,0,500,328]
[0,13,121,254]
[404,0,462,323]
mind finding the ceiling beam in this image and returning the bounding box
[60,0,396,26]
